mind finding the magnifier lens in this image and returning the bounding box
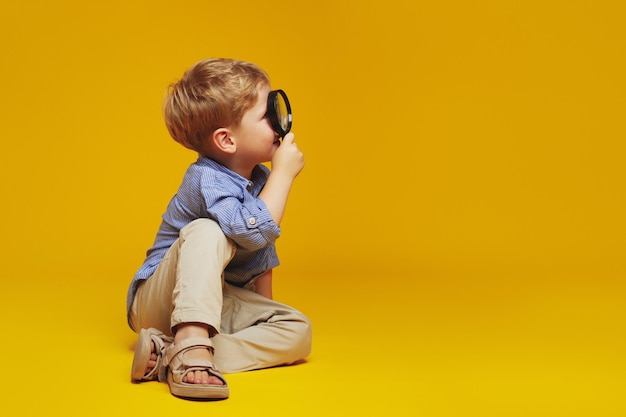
[276,94,289,131]
[268,90,292,137]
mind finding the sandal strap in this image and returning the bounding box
[163,337,214,366]
[163,337,214,363]
[151,333,173,382]
[136,328,173,382]
[151,332,170,353]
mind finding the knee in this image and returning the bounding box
[181,219,234,251]
[182,218,223,237]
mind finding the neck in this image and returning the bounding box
[206,153,254,179]
[223,159,255,180]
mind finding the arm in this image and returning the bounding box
[254,269,273,299]
[259,133,304,225]
[252,135,302,299]
[200,168,281,251]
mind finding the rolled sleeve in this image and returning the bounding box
[233,198,281,250]
[204,199,279,251]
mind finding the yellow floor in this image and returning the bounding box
[2,260,624,416]
[2,1,625,415]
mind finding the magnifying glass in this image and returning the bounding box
[267,89,292,138]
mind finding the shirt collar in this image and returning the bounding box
[196,155,266,191]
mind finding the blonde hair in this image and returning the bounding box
[163,58,270,152]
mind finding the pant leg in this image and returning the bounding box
[212,283,313,373]
[129,219,236,336]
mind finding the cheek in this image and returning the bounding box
[264,124,276,139]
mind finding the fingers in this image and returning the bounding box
[282,132,295,144]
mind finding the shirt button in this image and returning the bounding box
[248,217,257,225]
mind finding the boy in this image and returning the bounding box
[126,58,311,400]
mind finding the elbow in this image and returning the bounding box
[225,227,277,251]
[225,219,280,251]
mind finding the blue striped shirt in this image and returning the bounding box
[126,156,281,317]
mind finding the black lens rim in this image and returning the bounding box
[267,89,292,138]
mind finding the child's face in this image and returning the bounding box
[231,83,281,166]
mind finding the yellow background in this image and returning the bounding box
[1,0,624,415]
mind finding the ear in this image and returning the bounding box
[212,128,236,154]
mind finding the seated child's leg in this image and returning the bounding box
[130,219,235,336]
[211,283,312,374]
[131,219,236,388]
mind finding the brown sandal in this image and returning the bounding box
[163,337,229,400]
[130,328,173,382]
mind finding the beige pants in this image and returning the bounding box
[129,219,312,373]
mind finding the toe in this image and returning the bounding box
[208,375,224,386]
[183,372,193,383]
[199,371,210,384]
[193,370,203,384]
